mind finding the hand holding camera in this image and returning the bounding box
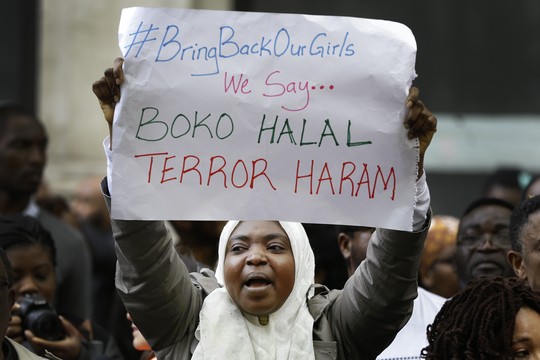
[9,294,82,359]
[17,293,65,341]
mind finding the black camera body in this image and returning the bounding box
[18,294,65,341]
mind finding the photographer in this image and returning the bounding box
[0,246,48,359]
[0,214,122,360]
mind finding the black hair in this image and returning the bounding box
[509,195,540,253]
[0,101,42,135]
[0,247,15,287]
[334,225,376,236]
[461,197,514,218]
[0,214,57,266]
[421,276,540,360]
[483,167,528,193]
[302,223,348,290]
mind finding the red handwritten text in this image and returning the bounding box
[134,152,277,190]
[294,160,396,199]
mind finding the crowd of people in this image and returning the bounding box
[0,28,539,360]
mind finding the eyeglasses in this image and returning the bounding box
[457,231,510,248]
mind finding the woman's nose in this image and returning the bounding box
[246,246,268,265]
[17,276,40,297]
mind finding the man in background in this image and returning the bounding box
[454,197,515,289]
[0,102,91,320]
[337,225,445,359]
[508,195,540,291]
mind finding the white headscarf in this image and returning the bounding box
[192,220,316,360]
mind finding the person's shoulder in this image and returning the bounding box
[417,287,447,309]
[308,284,341,320]
[4,337,48,359]
[36,208,85,244]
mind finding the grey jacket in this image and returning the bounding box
[105,186,429,360]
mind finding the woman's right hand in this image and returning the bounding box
[24,316,82,360]
[92,57,125,148]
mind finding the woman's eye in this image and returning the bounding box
[230,245,246,253]
[35,273,49,281]
[268,244,285,252]
[513,349,529,358]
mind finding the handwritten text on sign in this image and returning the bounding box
[111,7,418,230]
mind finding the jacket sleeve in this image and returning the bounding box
[328,211,431,359]
[101,178,202,353]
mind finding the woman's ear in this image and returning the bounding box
[337,233,351,260]
[507,251,527,279]
[8,288,15,309]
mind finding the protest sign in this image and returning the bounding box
[111,7,418,230]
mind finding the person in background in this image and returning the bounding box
[0,214,122,360]
[167,221,226,270]
[522,174,540,200]
[303,223,348,290]
[454,197,515,289]
[0,246,49,359]
[482,167,530,207]
[421,276,540,359]
[418,215,460,298]
[71,175,116,328]
[71,176,138,360]
[0,103,92,320]
[35,182,79,229]
[337,225,445,359]
[508,195,540,292]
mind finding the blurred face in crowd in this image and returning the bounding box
[512,307,540,358]
[0,115,47,196]
[337,227,375,277]
[455,204,514,287]
[71,176,108,226]
[127,313,152,352]
[6,244,56,304]
[0,260,15,340]
[485,185,522,207]
[524,178,540,199]
[421,245,459,298]
[223,221,295,316]
[508,210,540,292]
[419,215,460,298]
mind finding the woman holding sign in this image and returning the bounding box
[92,57,437,359]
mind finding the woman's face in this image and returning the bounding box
[126,313,152,351]
[6,244,56,304]
[223,221,295,316]
[512,307,540,359]
[425,245,460,298]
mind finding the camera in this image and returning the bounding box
[18,294,65,341]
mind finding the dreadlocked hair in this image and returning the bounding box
[421,276,540,360]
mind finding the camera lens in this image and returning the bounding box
[18,294,65,341]
[25,309,65,341]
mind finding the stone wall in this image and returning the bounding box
[38,0,231,195]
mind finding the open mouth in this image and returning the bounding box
[244,274,272,288]
[245,278,271,288]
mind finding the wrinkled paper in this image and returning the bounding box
[111,7,418,230]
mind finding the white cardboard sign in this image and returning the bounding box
[111,7,419,230]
